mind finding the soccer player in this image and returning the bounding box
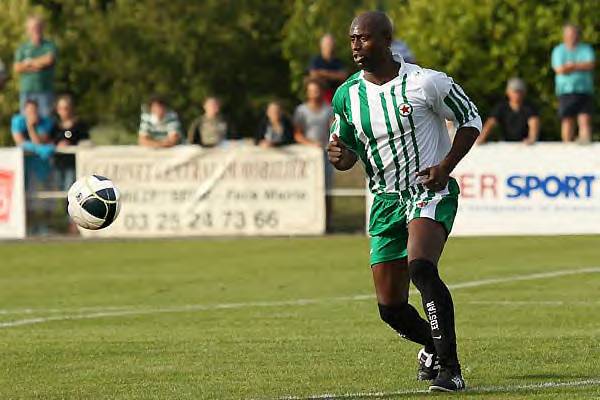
[327,12,481,392]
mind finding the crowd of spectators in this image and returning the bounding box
[2,15,597,233]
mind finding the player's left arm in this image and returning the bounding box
[418,72,482,190]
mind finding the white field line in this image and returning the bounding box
[0,305,138,315]
[275,378,600,400]
[0,267,598,329]
[465,300,600,306]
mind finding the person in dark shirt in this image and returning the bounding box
[255,101,294,147]
[477,78,540,145]
[308,34,348,103]
[52,94,89,191]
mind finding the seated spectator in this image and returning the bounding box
[11,99,54,234]
[138,96,182,148]
[187,97,237,146]
[255,101,294,147]
[293,79,333,148]
[309,34,348,103]
[477,78,540,145]
[52,94,89,191]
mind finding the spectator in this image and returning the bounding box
[11,99,54,234]
[293,78,334,229]
[187,97,237,146]
[138,96,182,148]
[391,39,416,63]
[293,79,333,147]
[477,78,540,145]
[308,34,348,103]
[13,16,57,117]
[0,58,7,90]
[52,94,89,191]
[255,101,294,147]
[552,24,595,143]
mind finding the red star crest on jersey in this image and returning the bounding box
[398,102,413,117]
[416,200,428,208]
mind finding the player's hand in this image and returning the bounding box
[417,164,450,192]
[327,134,346,164]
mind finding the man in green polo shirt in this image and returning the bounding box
[13,16,57,117]
[551,24,595,143]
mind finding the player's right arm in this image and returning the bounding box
[327,134,356,170]
[327,89,358,171]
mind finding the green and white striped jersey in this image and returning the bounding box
[330,53,482,194]
[139,110,183,141]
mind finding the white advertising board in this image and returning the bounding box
[76,144,325,237]
[366,143,600,236]
[0,148,26,239]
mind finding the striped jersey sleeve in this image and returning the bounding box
[139,111,182,138]
[164,112,183,136]
[329,88,358,152]
[422,71,482,132]
[139,112,152,136]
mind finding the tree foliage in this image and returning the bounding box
[1,0,293,141]
[283,0,600,139]
[0,0,598,144]
[392,0,600,140]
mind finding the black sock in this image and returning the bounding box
[409,258,460,371]
[378,303,436,354]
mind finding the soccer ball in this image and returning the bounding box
[67,175,121,230]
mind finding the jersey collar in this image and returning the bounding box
[359,51,406,87]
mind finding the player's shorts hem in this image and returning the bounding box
[370,253,408,267]
[408,216,451,238]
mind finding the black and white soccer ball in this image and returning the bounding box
[67,175,121,230]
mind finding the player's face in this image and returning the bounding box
[349,23,383,71]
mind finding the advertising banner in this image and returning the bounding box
[76,144,325,237]
[366,144,600,236]
[0,148,25,239]
[452,143,600,235]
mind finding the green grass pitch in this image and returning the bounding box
[0,235,599,399]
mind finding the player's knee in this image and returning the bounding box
[408,258,439,290]
[378,303,410,331]
[378,303,398,326]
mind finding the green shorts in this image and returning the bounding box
[369,178,460,266]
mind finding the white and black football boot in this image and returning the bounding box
[417,348,440,381]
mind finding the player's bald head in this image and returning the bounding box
[350,11,393,40]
